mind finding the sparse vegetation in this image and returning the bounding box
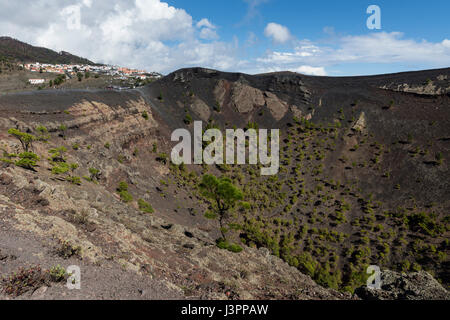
[8,128,35,152]
[138,199,154,213]
[15,152,39,170]
[117,181,133,203]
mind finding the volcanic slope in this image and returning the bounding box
[0,67,448,299]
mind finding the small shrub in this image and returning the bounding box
[1,265,49,297]
[228,243,243,253]
[49,265,67,282]
[156,153,168,164]
[89,168,100,181]
[58,125,67,138]
[8,128,35,152]
[138,199,154,213]
[51,162,70,175]
[56,240,82,259]
[184,113,193,125]
[216,239,243,253]
[204,211,218,219]
[48,146,67,162]
[117,181,133,203]
[15,152,39,170]
[36,126,50,141]
[66,176,81,185]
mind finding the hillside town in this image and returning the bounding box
[21,62,162,81]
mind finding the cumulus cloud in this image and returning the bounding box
[244,64,327,76]
[196,18,219,40]
[255,32,450,75]
[292,66,327,76]
[197,18,215,29]
[0,0,232,73]
[264,22,292,44]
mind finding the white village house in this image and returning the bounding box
[28,79,45,85]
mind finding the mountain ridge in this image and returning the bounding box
[0,36,97,65]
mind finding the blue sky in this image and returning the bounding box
[167,0,450,75]
[1,0,449,75]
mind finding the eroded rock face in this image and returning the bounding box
[355,270,450,300]
[214,80,290,120]
[290,105,303,119]
[231,82,265,113]
[264,91,289,121]
[379,81,449,95]
[190,97,211,121]
[352,112,367,133]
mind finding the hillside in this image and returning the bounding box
[0,36,96,65]
[0,67,448,300]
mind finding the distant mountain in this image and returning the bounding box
[0,36,97,65]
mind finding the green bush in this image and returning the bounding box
[89,168,100,180]
[49,265,67,282]
[204,211,218,219]
[51,162,70,175]
[36,125,49,141]
[15,152,39,170]
[216,239,243,253]
[138,199,154,213]
[48,146,67,162]
[117,181,133,203]
[119,191,133,203]
[184,113,193,125]
[156,153,168,164]
[118,181,128,192]
[8,128,35,152]
[66,176,81,185]
[228,243,243,253]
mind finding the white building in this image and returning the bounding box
[28,79,45,85]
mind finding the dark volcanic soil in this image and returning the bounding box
[0,66,448,300]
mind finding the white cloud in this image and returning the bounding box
[0,0,232,73]
[440,39,450,48]
[292,66,326,76]
[255,32,450,74]
[264,22,292,44]
[197,18,215,29]
[245,64,327,76]
[333,32,450,65]
[240,0,269,24]
[196,18,218,40]
[199,28,219,40]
